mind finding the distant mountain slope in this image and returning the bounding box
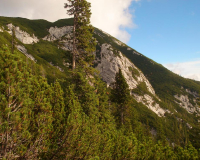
[0,16,200,147]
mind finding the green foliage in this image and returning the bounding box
[132,82,149,95]
[0,46,53,159]
[111,69,132,127]
[0,16,74,38]
[24,40,70,83]
[1,13,200,159]
[0,44,200,159]
[65,0,96,69]
[128,66,140,79]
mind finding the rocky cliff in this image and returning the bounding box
[1,22,200,119]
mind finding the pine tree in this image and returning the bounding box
[111,68,131,126]
[0,46,34,159]
[0,46,54,159]
[64,0,96,70]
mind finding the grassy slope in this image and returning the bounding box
[0,16,74,84]
[3,16,198,95]
[94,28,200,100]
[93,28,200,147]
[1,17,200,147]
[0,16,74,38]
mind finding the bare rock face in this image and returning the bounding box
[186,89,199,98]
[7,24,39,44]
[95,43,166,116]
[43,26,73,51]
[49,62,64,72]
[16,45,37,62]
[43,26,73,41]
[60,39,73,51]
[0,27,3,32]
[96,43,155,92]
[186,123,192,129]
[174,94,200,114]
[133,94,167,117]
[113,39,125,46]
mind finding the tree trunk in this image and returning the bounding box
[72,15,76,70]
[121,109,124,125]
[11,26,15,54]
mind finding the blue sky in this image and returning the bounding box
[0,0,199,80]
[128,0,200,63]
[127,0,200,80]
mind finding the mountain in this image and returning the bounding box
[0,16,200,149]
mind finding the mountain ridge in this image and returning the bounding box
[0,16,200,148]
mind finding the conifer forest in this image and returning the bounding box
[0,0,200,159]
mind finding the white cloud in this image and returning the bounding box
[164,60,200,81]
[0,0,68,21]
[0,0,139,43]
[88,0,138,43]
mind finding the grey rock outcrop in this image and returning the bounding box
[174,94,200,114]
[43,26,73,41]
[43,26,73,51]
[95,43,166,116]
[49,62,64,72]
[186,123,192,129]
[113,39,125,46]
[7,24,39,44]
[16,45,37,62]
[133,94,167,117]
[96,43,155,93]
[0,27,3,32]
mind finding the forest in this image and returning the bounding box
[0,0,200,159]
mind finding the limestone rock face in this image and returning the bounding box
[43,26,73,41]
[0,27,3,32]
[43,26,73,51]
[49,62,64,72]
[95,43,166,116]
[133,94,167,117]
[7,24,39,44]
[16,45,37,62]
[96,43,155,93]
[174,94,200,114]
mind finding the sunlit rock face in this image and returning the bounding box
[96,43,155,92]
[174,94,200,114]
[43,26,73,41]
[16,45,37,62]
[0,27,3,32]
[133,94,168,117]
[43,26,73,51]
[7,23,200,118]
[7,24,39,44]
[95,43,167,117]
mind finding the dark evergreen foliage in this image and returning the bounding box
[0,1,200,158]
[64,0,96,69]
[0,35,200,160]
[111,68,131,127]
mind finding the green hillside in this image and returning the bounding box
[0,16,200,159]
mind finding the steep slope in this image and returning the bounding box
[0,16,200,147]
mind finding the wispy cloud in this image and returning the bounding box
[88,0,139,43]
[164,60,200,81]
[0,0,140,44]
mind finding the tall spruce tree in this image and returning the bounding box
[111,68,131,126]
[64,0,96,70]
